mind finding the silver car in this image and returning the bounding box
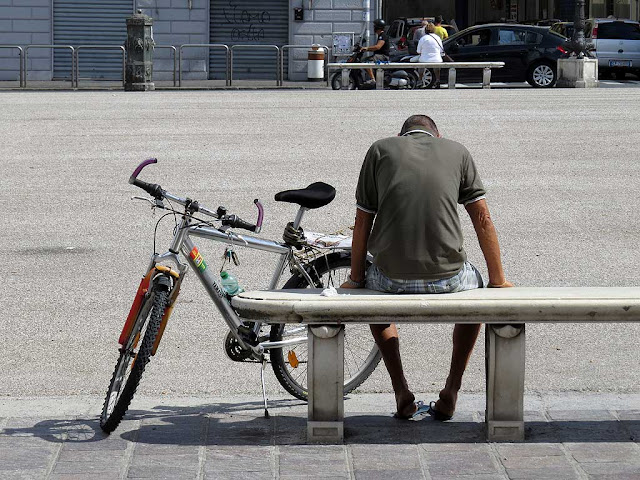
[584,18,640,78]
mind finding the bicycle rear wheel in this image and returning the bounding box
[100,284,169,433]
[270,253,381,401]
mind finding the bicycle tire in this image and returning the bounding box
[100,285,169,433]
[270,253,381,401]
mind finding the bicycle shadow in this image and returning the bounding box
[2,401,639,446]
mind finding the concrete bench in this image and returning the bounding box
[232,287,640,443]
[327,61,505,89]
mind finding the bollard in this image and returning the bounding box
[307,44,325,82]
[125,10,155,91]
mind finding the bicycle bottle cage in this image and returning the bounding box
[274,182,336,209]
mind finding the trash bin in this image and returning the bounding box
[307,45,325,82]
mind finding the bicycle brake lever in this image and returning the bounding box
[131,195,155,205]
[131,196,165,209]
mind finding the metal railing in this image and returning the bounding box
[0,45,24,87]
[24,45,75,88]
[179,44,230,87]
[74,45,126,88]
[230,45,280,86]
[154,45,177,87]
[279,45,329,87]
[327,61,506,89]
[5,43,503,90]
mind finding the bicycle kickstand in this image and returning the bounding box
[260,358,270,418]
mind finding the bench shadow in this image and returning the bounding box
[3,401,639,446]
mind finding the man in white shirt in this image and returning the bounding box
[416,23,444,88]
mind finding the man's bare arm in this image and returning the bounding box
[363,39,386,52]
[342,208,374,288]
[464,199,512,287]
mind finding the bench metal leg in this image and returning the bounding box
[307,325,344,443]
[448,68,456,89]
[482,67,492,89]
[376,68,384,90]
[485,324,525,442]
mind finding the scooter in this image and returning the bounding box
[330,45,418,90]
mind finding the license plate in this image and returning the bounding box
[609,60,632,67]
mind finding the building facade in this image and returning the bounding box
[1,0,638,83]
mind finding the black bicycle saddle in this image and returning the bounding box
[274,182,336,209]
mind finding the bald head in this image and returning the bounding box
[400,115,439,136]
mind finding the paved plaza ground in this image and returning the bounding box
[2,393,640,479]
[1,88,639,478]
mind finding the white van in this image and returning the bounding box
[584,18,640,78]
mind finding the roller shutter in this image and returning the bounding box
[53,0,133,80]
[210,0,288,80]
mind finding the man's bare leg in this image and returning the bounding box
[435,323,482,416]
[370,323,416,417]
[366,68,375,82]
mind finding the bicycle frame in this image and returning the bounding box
[145,206,349,358]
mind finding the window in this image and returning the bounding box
[497,29,540,45]
[459,28,492,46]
[598,22,640,40]
[388,21,402,38]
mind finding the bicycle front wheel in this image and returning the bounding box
[100,285,169,433]
[270,253,381,401]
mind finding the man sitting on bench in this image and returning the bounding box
[341,115,513,420]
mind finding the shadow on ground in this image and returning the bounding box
[2,400,639,446]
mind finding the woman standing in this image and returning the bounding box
[416,23,444,88]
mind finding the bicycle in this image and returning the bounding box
[100,158,382,433]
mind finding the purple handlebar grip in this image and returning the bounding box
[254,199,264,231]
[129,158,157,184]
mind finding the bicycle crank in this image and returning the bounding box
[223,330,261,362]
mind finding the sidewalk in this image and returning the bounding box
[1,393,639,479]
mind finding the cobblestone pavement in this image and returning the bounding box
[1,393,639,479]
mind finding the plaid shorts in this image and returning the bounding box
[365,262,484,294]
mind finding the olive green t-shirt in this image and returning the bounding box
[356,131,486,280]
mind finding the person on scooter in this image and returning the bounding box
[361,19,390,84]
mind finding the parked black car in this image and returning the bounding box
[443,24,569,87]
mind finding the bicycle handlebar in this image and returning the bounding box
[129,158,264,233]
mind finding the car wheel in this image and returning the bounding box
[418,69,437,88]
[527,61,556,88]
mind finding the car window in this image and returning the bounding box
[458,28,493,46]
[598,22,640,40]
[584,22,592,37]
[388,21,402,38]
[497,28,540,45]
[548,30,568,42]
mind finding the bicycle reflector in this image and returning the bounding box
[288,350,300,368]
